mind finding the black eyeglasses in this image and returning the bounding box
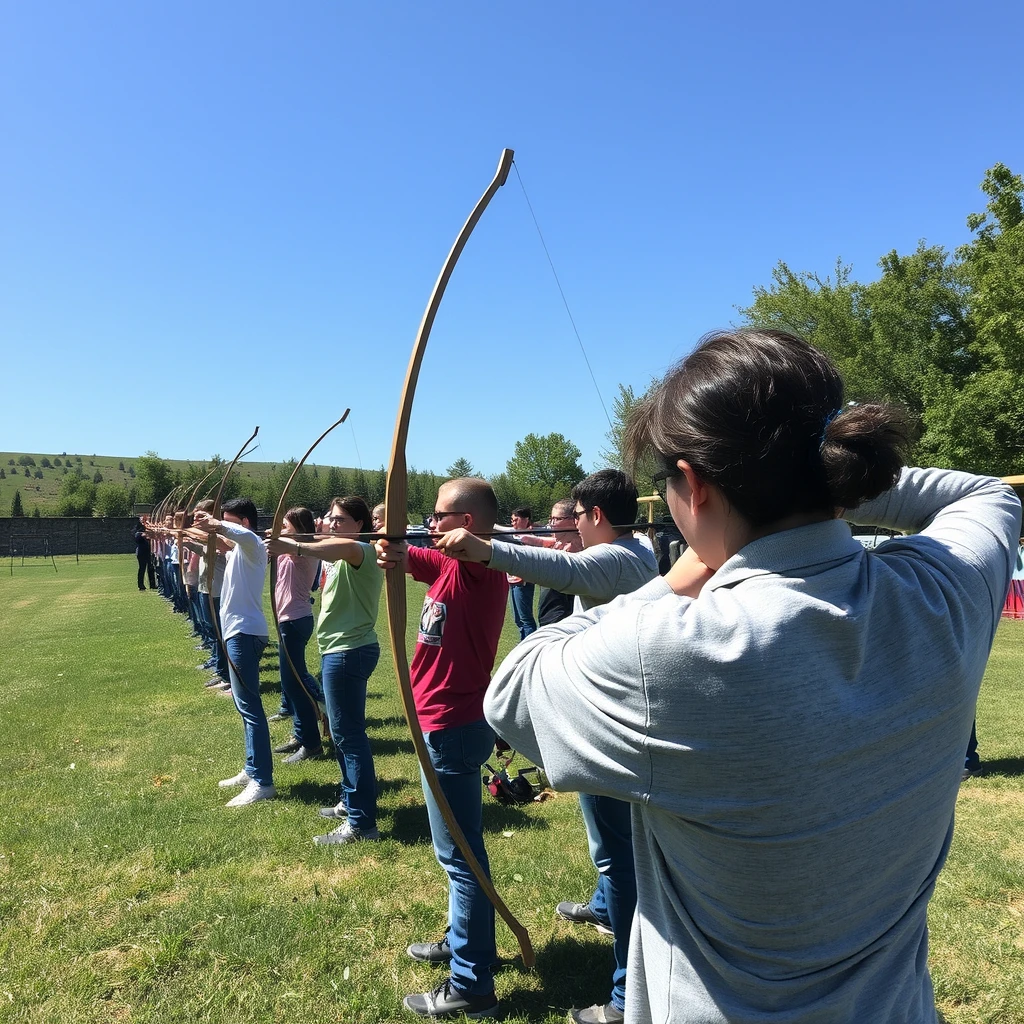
[571,507,592,522]
[430,510,462,521]
[651,467,682,503]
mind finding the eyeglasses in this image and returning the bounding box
[430,510,462,522]
[548,514,573,524]
[651,467,682,503]
[571,507,592,522]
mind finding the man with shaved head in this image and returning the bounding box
[375,476,507,1020]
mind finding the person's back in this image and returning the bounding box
[626,470,1016,1021]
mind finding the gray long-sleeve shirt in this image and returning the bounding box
[487,534,659,611]
[484,468,1021,1024]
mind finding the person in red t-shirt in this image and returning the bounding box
[376,477,507,1020]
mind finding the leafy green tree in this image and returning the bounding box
[7,458,14,466]
[446,457,476,478]
[128,465,135,478]
[33,468,43,479]
[11,490,24,516]
[501,432,585,516]
[56,472,96,516]
[92,470,103,484]
[53,457,61,467]
[134,452,176,505]
[94,482,132,517]
[40,457,51,468]
[600,381,665,495]
[18,455,35,467]
[118,460,125,472]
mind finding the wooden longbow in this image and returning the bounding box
[383,148,534,967]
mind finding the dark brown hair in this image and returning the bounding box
[624,329,910,526]
[284,506,315,536]
[329,496,371,533]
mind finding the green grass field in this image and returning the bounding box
[0,557,1021,1023]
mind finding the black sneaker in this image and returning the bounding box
[403,978,497,1019]
[555,901,613,936]
[273,736,301,754]
[962,765,984,782]
[406,938,452,964]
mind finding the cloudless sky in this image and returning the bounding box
[2,1,1022,479]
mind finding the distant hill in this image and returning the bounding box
[0,451,364,516]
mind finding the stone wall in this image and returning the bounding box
[0,517,140,556]
[0,516,274,557]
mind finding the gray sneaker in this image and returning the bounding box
[313,821,380,845]
[318,802,349,820]
[281,745,323,764]
[556,901,613,936]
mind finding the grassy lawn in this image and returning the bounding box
[0,556,1021,1023]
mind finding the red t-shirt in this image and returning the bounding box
[407,546,509,731]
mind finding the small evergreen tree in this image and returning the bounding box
[32,506,41,518]
[93,470,103,484]
[53,457,62,467]
[24,467,31,477]
[33,468,43,479]
[40,457,51,468]
[118,460,125,471]
[0,468,5,479]
[11,490,24,516]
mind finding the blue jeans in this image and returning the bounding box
[509,583,537,641]
[322,643,380,832]
[579,793,635,1012]
[226,633,272,787]
[209,597,229,680]
[421,718,497,997]
[278,616,323,750]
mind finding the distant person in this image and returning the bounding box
[506,506,537,640]
[193,497,275,808]
[371,503,386,532]
[133,518,155,590]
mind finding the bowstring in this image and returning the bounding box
[512,159,613,431]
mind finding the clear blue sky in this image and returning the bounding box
[2,1,1021,478]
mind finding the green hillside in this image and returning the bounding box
[0,451,364,517]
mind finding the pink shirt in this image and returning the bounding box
[274,553,320,622]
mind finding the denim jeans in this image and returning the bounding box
[209,597,229,680]
[321,643,380,832]
[579,793,635,1012]
[226,633,272,787]
[420,718,497,997]
[509,583,537,641]
[278,616,323,750]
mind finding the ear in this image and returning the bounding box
[676,459,709,512]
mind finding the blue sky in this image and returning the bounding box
[2,1,1021,478]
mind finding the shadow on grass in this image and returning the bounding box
[385,797,546,848]
[982,756,1024,778]
[370,736,418,757]
[367,714,409,730]
[497,933,615,1018]
[482,802,549,833]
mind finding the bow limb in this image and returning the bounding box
[268,411,351,742]
[383,149,535,967]
[206,426,260,679]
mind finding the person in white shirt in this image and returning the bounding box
[193,498,274,808]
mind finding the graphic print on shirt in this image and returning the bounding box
[418,596,447,646]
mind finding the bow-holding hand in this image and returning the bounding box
[190,511,219,535]
[374,536,408,572]
[431,528,492,564]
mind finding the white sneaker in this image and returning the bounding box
[225,780,276,807]
[218,770,250,788]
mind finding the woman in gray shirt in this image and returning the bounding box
[484,329,1021,1024]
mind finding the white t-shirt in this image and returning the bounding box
[218,520,269,640]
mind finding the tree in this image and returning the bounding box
[739,164,1024,475]
[93,470,103,484]
[56,472,96,516]
[32,506,40,518]
[504,432,585,513]
[33,468,43,479]
[599,381,665,495]
[134,452,176,505]
[24,467,31,477]
[18,455,36,467]
[40,457,51,468]
[53,457,61,467]
[11,490,24,516]
[118,460,125,472]
[446,457,477,478]
[128,465,135,478]
[0,468,5,479]
[94,482,132,517]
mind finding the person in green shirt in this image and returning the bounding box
[267,495,383,843]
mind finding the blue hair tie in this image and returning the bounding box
[820,407,842,449]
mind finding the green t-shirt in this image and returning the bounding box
[316,542,383,654]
